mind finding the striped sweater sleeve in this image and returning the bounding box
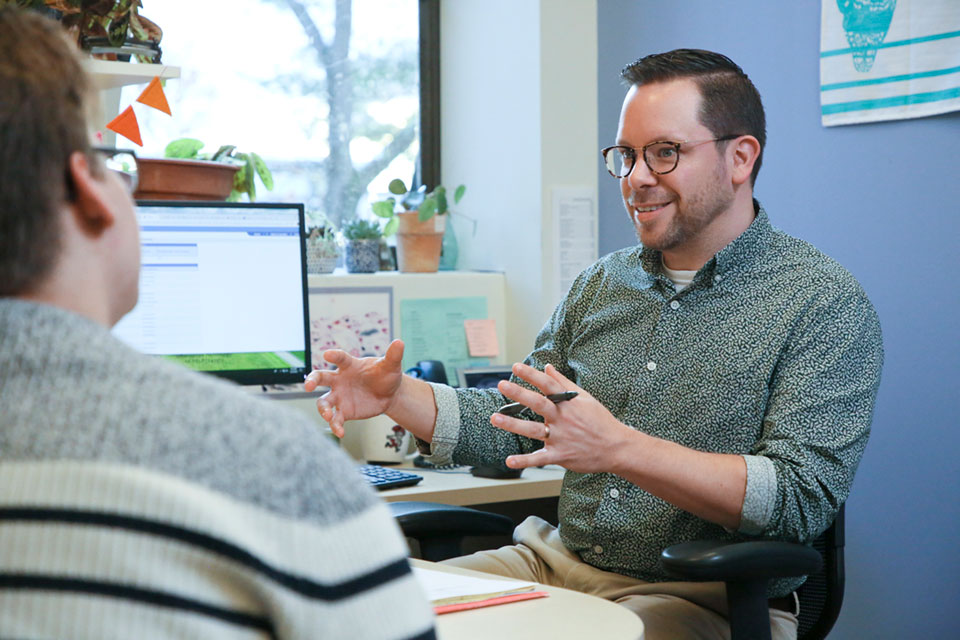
[0,461,436,640]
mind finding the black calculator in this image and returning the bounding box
[358,464,424,490]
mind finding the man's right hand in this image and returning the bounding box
[304,339,406,438]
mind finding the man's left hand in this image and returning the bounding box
[491,363,635,473]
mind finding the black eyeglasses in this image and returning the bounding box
[92,146,139,194]
[601,135,742,178]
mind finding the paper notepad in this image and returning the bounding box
[413,566,548,614]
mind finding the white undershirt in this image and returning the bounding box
[661,261,697,292]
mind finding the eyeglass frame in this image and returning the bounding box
[601,135,743,179]
[91,145,139,194]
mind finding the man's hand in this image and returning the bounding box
[491,363,635,473]
[494,363,748,530]
[304,340,406,438]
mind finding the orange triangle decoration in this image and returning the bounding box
[106,105,142,146]
[136,76,172,115]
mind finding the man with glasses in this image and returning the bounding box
[307,49,883,639]
[0,9,436,639]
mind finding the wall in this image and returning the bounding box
[597,2,958,638]
[441,0,598,363]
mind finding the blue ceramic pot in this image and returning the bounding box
[345,239,380,273]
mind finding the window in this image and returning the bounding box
[121,0,437,228]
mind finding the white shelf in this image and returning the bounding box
[85,59,180,90]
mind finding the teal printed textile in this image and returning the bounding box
[821,0,960,125]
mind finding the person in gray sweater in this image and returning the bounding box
[0,9,435,639]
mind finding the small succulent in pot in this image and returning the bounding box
[341,218,382,273]
[305,216,341,274]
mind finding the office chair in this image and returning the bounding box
[389,501,514,561]
[390,501,845,640]
[661,506,844,640]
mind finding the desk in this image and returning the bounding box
[377,463,565,506]
[414,559,644,640]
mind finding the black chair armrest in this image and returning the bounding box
[661,539,823,582]
[662,539,823,640]
[389,501,515,562]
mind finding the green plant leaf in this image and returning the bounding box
[107,6,131,47]
[233,162,248,195]
[250,152,273,190]
[418,197,437,222]
[388,178,408,195]
[164,138,204,159]
[434,186,448,215]
[454,184,466,204]
[383,216,399,237]
[212,145,236,162]
[227,190,241,202]
[243,153,257,201]
[371,199,396,218]
[343,218,382,240]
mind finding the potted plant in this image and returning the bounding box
[134,138,274,202]
[341,218,383,274]
[371,179,465,273]
[17,0,164,63]
[305,217,341,275]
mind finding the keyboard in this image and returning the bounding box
[359,464,424,491]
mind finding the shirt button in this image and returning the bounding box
[646,361,657,371]
[594,545,604,554]
[609,488,620,499]
[714,274,722,283]
[669,300,680,310]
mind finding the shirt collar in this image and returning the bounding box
[639,199,773,287]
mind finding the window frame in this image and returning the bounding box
[419,0,440,189]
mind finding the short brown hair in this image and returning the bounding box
[0,8,94,295]
[621,49,766,186]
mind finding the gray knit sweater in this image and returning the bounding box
[0,299,435,639]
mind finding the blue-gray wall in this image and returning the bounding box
[597,2,958,638]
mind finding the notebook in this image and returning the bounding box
[412,566,548,614]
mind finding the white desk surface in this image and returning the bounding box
[375,463,565,506]
[413,559,644,640]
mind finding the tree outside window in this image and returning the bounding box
[120,0,420,227]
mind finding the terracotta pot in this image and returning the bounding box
[396,211,446,273]
[134,158,240,200]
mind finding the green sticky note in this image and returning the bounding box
[400,297,491,385]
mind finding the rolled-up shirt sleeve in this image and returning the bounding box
[415,382,461,465]
[739,454,778,535]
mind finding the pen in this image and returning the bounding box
[497,391,579,417]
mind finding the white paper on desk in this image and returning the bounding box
[552,186,597,305]
[412,566,536,606]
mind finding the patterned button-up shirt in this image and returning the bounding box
[426,203,883,595]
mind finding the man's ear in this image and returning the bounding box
[67,150,116,233]
[728,136,761,187]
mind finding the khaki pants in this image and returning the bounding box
[443,517,798,640]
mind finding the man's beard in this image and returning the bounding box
[628,162,733,252]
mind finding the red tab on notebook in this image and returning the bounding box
[434,590,549,615]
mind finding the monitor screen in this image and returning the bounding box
[113,200,311,386]
[456,365,514,389]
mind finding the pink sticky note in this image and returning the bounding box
[464,319,499,357]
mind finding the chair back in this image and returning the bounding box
[796,505,845,640]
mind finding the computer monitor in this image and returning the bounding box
[112,200,311,386]
[456,365,514,389]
